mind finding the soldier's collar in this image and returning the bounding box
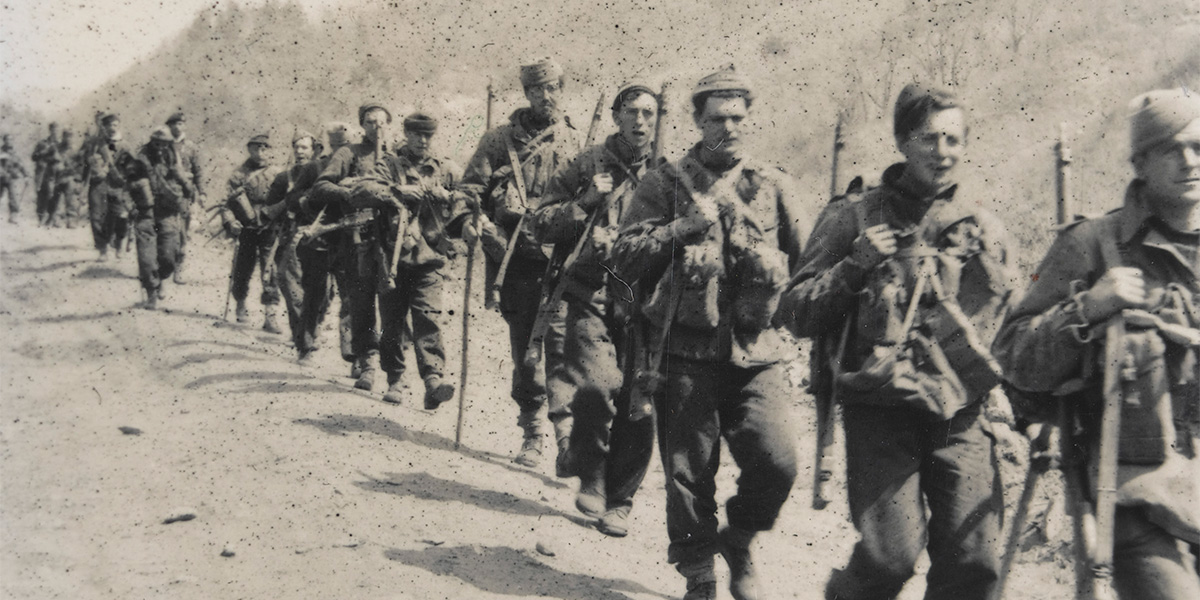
[884,162,957,204]
[605,134,651,166]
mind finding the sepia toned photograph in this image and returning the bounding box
[2,1,1198,598]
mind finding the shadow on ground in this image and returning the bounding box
[74,265,132,279]
[357,471,577,521]
[383,544,670,600]
[296,413,569,490]
[184,370,308,389]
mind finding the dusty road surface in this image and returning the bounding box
[1,218,1071,599]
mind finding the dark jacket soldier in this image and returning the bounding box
[309,103,394,391]
[532,83,661,537]
[31,122,61,226]
[994,89,1200,600]
[1,138,29,223]
[224,134,283,331]
[364,112,469,408]
[460,57,580,467]
[167,111,206,283]
[81,113,134,260]
[125,127,193,308]
[783,84,1015,600]
[613,67,807,600]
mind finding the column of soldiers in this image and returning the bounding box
[4,58,1196,600]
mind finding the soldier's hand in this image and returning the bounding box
[662,213,713,245]
[1081,267,1147,322]
[592,173,614,194]
[462,222,479,248]
[224,219,243,239]
[849,224,898,269]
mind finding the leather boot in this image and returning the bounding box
[575,461,606,518]
[423,374,455,410]
[679,558,717,600]
[262,307,282,334]
[513,410,545,467]
[235,300,250,323]
[354,354,379,391]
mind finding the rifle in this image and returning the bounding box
[583,92,607,149]
[456,82,495,450]
[812,117,848,511]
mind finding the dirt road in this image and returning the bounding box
[0,219,1069,599]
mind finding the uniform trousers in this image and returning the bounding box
[826,401,1002,600]
[659,359,798,566]
[231,225,281,306]
[133,212,183,293]
[563,288,655,510]
[88,181,130,252]
[496,255,567,428]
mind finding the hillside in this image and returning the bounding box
[50,0,1200,263]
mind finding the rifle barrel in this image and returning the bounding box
[584,92,607,148]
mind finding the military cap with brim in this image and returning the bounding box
[150,127,174,142]
[358,103,393,126]
[248,134,271,147]
[403,113,438,133]
[166,111,186,124]
[99,113,119,126]
[293,129,317,144]
[612,83,659,112]
[1129,89,1200,159]
[520,57,564,88]
[692,66,753,102]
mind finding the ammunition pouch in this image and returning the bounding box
[227,192,259,228]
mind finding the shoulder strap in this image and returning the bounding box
[1098,215,1123,269]
[503,135,530,210]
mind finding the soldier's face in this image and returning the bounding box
[169,121,186,138]
[524,80,563,120]
[615,93,658,151]
[694,95,748,159]
[405,130,433,159]
[1136,118,1200,208]
[292,137,314,163]
[897,108,966,192]
[361,110,389,143]
[248,143,268,162]
[103,119,120,139]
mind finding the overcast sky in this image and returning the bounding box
[0,0,326,113]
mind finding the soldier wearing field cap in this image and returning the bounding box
[612,66,808,600]
[31,122,61,227]
[366,112,467,408]
[995,88,1200,600]
[81,113,134,260]
[533,82,662,535]
[309,103,394,391]
[167,111,206,284]
[224,133,284,331]
[126,126,193,309]
[461,57,580,467]
[267,129,330,363]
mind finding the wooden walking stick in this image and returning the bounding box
[455,82,495,450]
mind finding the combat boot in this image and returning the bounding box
[297,349,316,367]
[679,558,717,600]
[142,292,158,311]
[383,374,405,404]
[173,263,186,285]
[597,505,631,538]
[423,374,455,410]
[513,410,545,467]
[355,354,379,391]
[719,526,763,600]
[235,300,250,323]
[350,357,363,379]
[575,463,606,518]
[262,308,283,334]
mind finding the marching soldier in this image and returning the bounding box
[82,113,134,260]
[994,89,1200,599]
[222,134,284,332]
[612,67,807,600]
[784,84,1015,600]
[167,112,206,284]
[267,129,326,364]
[125,127,192,308]
[47,130,81,228]
[320,123,363,372]
[532,83,660,535]
[371,112,465,408]
[461,57,580,467]
[31,122,61,226]
[309,104,393,390]
[1,135,29,224]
